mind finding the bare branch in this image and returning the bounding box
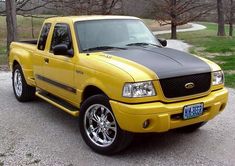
[153,0,214,39]
[18,14,57,19]
[17,1,51,12]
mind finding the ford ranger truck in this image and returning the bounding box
[9,16,228,155]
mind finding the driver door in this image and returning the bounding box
[42,23,77,104]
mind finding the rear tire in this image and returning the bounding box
[12,64,36,102]
[79,94,133,155]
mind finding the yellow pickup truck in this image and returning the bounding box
[9,16,228,155]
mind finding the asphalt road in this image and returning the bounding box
[0,72,235,166]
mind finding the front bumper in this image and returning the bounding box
[110,88,228,133]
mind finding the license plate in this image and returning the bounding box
[183,103,204,120]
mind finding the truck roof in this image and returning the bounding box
[45,15,140,23]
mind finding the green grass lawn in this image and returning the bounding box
[158,22,235,88]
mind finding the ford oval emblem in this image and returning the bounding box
[185,82,195,89]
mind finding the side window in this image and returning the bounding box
[50,23,73,52]
[38,23,51,50]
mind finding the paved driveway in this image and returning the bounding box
[153,23,206,35]
[0,72,235,166]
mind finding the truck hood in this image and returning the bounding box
[105,47,212,79]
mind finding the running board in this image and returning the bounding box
[36,91,79,117]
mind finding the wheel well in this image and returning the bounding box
[13,60,20,69]
[82,86,106,102]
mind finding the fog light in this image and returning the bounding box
[143,119,150,128]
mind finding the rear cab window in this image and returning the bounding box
[38,23,51,51]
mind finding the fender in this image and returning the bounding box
[9,42,35,86]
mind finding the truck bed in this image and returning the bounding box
[18,39,37,45]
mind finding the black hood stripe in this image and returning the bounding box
[107,47,211,79]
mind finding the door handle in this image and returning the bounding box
[44,58,49,63]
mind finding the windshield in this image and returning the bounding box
[74,19,160,52]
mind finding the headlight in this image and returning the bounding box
[122,81,156,98]
[212,71,224,85]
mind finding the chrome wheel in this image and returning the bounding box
[14,69,23,97]
[84,104,117,147]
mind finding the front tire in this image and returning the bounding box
[12,64,36,102]
[79,94,133,155]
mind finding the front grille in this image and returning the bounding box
[160,73,211,98]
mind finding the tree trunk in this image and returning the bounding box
[229,23,233,36]
[102,0,108,14]
[171,22,177,39]
[119,0,124,15]
[229,0,234,36]
[6,0,17,54]
[170,0,177,39]
[31,15,35,38]
[217,0,226,36]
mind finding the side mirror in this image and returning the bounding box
[53,44,73,57]
[158,39,167,47]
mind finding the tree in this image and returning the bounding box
[5,0,17,53]
[217,0,226,36]
[102,0,121,15]
[224,0,235,36]
[49,0,122,15]
[1,0,53,52]
[170,0,177,39]
[153,0,214,39]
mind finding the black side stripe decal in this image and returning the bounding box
[36,75,76,94]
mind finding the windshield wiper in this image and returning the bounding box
[126,42,161,47]
[83,46,126,52]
